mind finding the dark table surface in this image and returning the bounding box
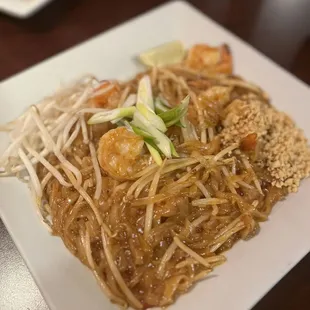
[0,0,310,309]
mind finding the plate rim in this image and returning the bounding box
[1,1,310,310]
[0,0,52,18]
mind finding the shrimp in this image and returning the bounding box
[90,80,121,109]
[97,127,148,180]
[186,44,233,74]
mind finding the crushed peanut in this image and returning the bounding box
[221,95,271,143]
[220,94,310,192]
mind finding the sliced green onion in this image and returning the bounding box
[179,115,187,127]
[123,121,162,164]
[145,141,163,165]
[133,111,172,158]
[136,75,167,132]
[122,120,133,131]
[131,124,154,139]
[111,117,123,124]
[137,75,154,110]
[174,120,186,128]
[158,95,190,127]
[170,141,179,157]
[154,97,169,114]
[136,103,167,132]
[122,121,154,140]
[88,107,136,125]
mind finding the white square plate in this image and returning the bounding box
[1,1,310,309]
[0,0,52,18]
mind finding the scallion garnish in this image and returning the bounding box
[154,97,169,114]
[145,140,163,165]
[88,107,136,125]
[132,111,172,158]
[158,95,189,127]
[88,75,190,165]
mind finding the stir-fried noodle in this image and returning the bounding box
[1,43,310,309]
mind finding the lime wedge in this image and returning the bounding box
[139,41,185,67]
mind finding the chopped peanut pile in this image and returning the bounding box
[262,112,310,192]
[221,95,271,143]
[221,95,310,192]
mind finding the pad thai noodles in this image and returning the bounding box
[1,42,310,309]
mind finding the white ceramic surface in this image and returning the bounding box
[0,1,310,310]
[0,0,52,18]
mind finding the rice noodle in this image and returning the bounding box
[176,255,225,269]
[252,200,259,208]
[241,155,263,195]
[80,114,89,144]
[211,205,219,216]
[73,154,83,166]
[173,236,211,268]
[189,214,210,232]
[195,180,210,198]
[209,222,245,253]
[132,159,199,198]
[208,127,214,141]
[176,258,198,269]
[169,65,226,81]
[219,78,266,97]
[193,269,213,282]
[192,198,228,206]
[221,166,237,194]
[237,180,253,189]
[61,166,104,228]
[89,142,102,200]
[158,213,212,278]
[101,229,143,309]
[231,159,236,175]
[41,171,53,191]
[160,275,191,306]
[157,243,177,279]
[189,90,206,143]
[93,270,127,308]
[84,223,95,269]
[112,182,129,195]
[0,57,291,309]
[144,161,165,237]
[213,143,238,161]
